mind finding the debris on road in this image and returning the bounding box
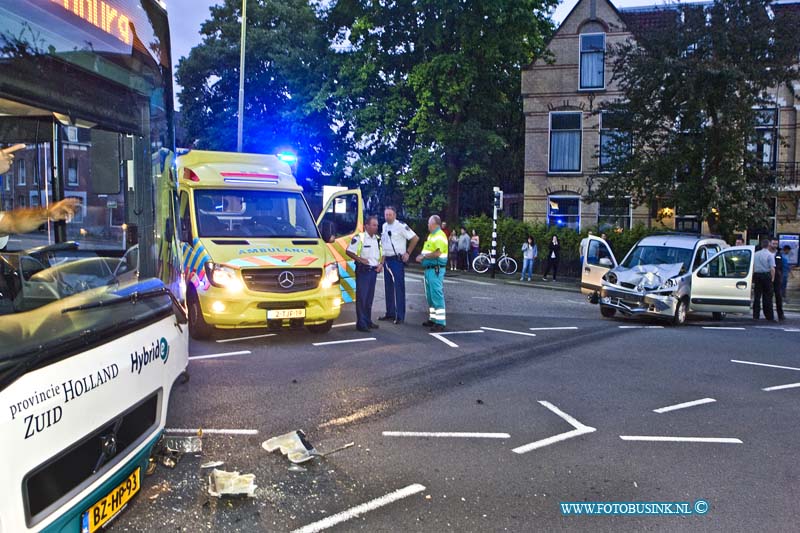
[201,460,225,469]
[208,469,257,498]
[262,430,317,464]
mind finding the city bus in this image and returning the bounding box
[0,1,188,532]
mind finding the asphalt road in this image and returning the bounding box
[109,270,800,533]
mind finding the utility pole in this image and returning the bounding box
[491,186,503,279]
[236,0,247,153]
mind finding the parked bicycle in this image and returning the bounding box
[472,246,518,275]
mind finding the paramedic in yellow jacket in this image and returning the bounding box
[346,215,384,332]
[416,215,448,332]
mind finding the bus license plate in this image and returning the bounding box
[267,309,306,319]
[81,468,140,532]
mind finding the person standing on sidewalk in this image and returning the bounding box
[542,235,561,281]
[753,238,775,321]
[520,236,537,281]
[770,238,786,321]
[448,232,459,271]
[416,215,448,332]
[457,227,470,271]
[346,215,384,332]
[379,206,419,325]
[470,230,480,268]
[781,244,792,301]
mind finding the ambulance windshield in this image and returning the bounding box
[194,189,319,239]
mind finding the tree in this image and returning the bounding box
[176,0,345,185]
[588,0,799,237]
[327,0,556,221]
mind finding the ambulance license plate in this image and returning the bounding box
[81,468,140,532]
[268,309,306,319]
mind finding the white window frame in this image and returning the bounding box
[67,157,79,186]
[597,196,632,230]
[750,107,778,169]
[547,195,582,232]
[17,159,25,186]
[579,32,606,91]
[548,111,583,174]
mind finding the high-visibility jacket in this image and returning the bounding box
[422,228,448,267]
[350,231,383,266]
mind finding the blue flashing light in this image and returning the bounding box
[277,151,298,164]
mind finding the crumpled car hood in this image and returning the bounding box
[609,263,684,291]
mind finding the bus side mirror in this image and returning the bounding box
[320,221,335,244]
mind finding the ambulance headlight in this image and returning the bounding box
[205,262,244,292]
[321,262,340,289]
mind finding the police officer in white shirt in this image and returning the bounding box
[379,206,419,324]
[346,215,384,332]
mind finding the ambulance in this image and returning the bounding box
[175,150,362,339]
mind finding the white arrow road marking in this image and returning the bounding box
[731,360,800,372]
[653,398,716,414]
[480,327,537,337]
[620,436,742,444]
[429,330,484,348]
[382,431,510,439]
[291,483,426,533]
[512,401,596,454]
[762,382,800,392]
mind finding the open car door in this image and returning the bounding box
[689,245,754,314]
[316,189,363,304]
[581,236,618,297]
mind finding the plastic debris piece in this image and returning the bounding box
[163,435,202,453]
[288,465,307,473]
[208,469,257,498]
[146,458,158,476]
[319,442,354,458]
[262,430,317,464]
[201,461,225,469]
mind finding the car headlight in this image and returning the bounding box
[205,262,244,292]
[605,272,618,285]
[321,262,340,289]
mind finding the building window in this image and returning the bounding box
[598,197,631,231]
[675,216,701,234]
[17,159,25,186]
[599,111,631,172]
[549,112,582,173]
[548,196,581,231]
[67,158,79,186]
[749,109,777,168]
[580,33,605,90]
[17,195,25,208]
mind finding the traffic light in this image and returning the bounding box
[493,187,503,209]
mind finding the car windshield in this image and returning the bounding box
[194,189,319,239]
[621,245,694,273]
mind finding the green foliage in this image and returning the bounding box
[176,0,345,183]
[329,0,557,220]
[589,0,800,237]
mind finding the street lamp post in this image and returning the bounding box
[236,0,247,153]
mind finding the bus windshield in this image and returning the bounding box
[194,189,319,239]
[0,0,179,363]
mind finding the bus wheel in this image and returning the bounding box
[307,321,333,334]
[188,291,214,340]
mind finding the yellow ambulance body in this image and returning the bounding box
[175,150,362,339]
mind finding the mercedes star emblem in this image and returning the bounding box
[278,271,295,289]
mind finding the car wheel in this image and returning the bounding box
[188,290,214,340]
[712,312,726,321]
[307,320,334,334]
[600,305,617,318]
[672,298,687,326]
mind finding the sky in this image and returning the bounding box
[165,0,681,107]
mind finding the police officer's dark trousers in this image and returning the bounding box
[773,274,785,320]
[384,256,406,321]
[356,265,378,329]
[753,272,774,320]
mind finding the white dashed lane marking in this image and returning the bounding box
[653,398,716,414]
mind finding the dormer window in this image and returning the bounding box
[580,33,605,90]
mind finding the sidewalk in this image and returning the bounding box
[406,264,800,313]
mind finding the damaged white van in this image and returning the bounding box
[581,234,755,325]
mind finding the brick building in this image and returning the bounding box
[522,0,800,243]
